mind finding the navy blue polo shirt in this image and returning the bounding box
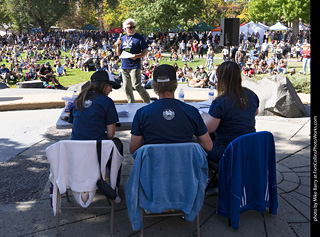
[68,91,119,140]
[121,33,148,69]
[208,87,259,145]
[131,98,208,145]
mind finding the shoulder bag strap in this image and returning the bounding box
[96,140,102,179]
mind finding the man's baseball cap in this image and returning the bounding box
[45,62,50,66]
[90,70,121,89]
[153,64,176,83]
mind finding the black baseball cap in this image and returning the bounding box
[153,64,176,83]
[90,71,121,89]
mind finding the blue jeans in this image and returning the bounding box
[206,141,227,163]
[207,57,213,71]
[238,62,244,70]
[302,57,311,74]
[277,67,287,74]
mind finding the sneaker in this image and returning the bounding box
[205,182,218,196]
[206,185,218,196]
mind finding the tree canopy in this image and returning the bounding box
[0,0,310,34]
[248,0,310,23]
[248,0,310,43]
[122,0,204,34]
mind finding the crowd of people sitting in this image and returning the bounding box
[0,31,124,87]
[231,31,311,77]
[0,28,310,89]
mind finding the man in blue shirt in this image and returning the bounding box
[115,18,150,103]
[130,64,212,154]
[0,64,11,84]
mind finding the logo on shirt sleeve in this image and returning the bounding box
[84,100,92,109]
[163,109,175,120]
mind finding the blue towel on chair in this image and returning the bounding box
[125,143,208,231]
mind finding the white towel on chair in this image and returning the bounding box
[46,140,123,215]
[72,191,96,208]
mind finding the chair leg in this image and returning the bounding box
[197,213,200,237]
[66,189,70,202]
[140,209,144,237]
[228,217,231,226]
[110,200,114,234]
[56,188,61,236]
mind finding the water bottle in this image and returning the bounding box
[178,88,184,102]
[71,91,78,101]
[64,91,78,112]
[208,86,214,102]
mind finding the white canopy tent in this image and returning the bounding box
[269,22,288,31]
[299,22,310,31]
[239,21,266,44]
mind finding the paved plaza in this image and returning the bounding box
[0,86,312,236]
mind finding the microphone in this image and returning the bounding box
[116,33,123,48]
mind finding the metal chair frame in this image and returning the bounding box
[55,188,114,236]
[140,209,200,237]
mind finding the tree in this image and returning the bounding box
[25,0,74,32]
[199,0,249,27]
[102,0,129,29]
[122,0,204,34]
[0,0,32,33]
[248,0,310,42]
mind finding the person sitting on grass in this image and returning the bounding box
[243,61,255,77]
[176,68,185,82]
[188,65,208,88]
[25,64,37,80]
[0,63,11,85]
[11,63,23,82]
[38,62,64,89]
[55,62,67,77]
[185,67,194,83]
[277,59,287,74]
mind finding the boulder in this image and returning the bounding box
[67,81,90,92]
[242,75,306,117]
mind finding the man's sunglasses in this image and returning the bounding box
[127,26,136,29]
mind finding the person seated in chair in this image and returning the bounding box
[68,70,124,193]
[68,70,123,156]
[202,61,259,163]
[130,64,212,154]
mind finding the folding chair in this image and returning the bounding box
[205,160,219,195]
[125,143,208,237]
[217,131,278,229]
[46,140,123,235]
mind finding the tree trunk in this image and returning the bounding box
[291,18,299,44]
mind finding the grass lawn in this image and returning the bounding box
[7,50,310,94]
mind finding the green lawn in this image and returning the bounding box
[7,50,310,94]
